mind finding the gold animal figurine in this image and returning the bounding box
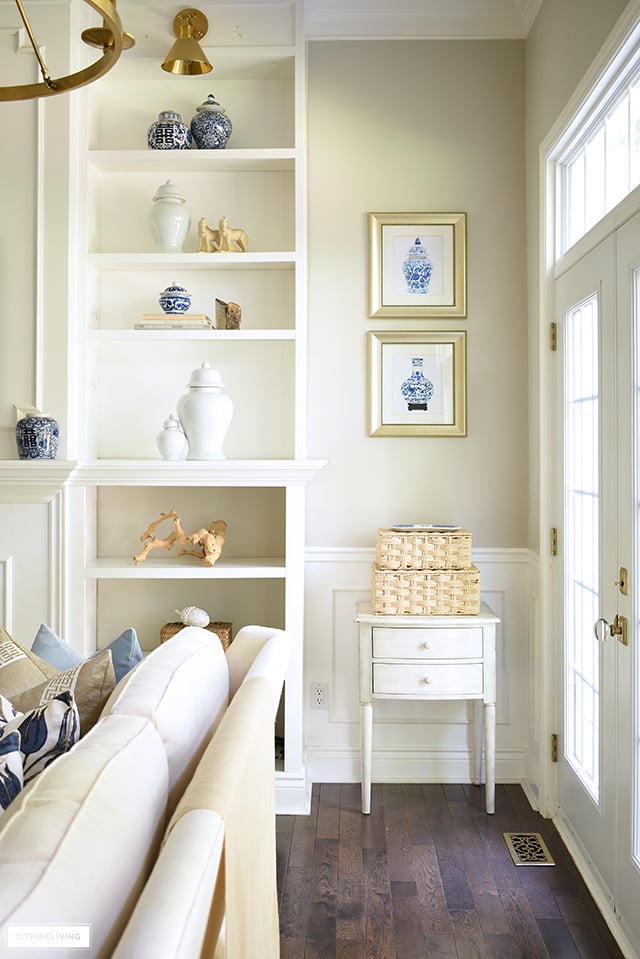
[197,216,249,253]
[133,510,227,567]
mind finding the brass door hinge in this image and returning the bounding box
[551,733,558,762]
[550,322,557,351]
[551,528,558,556]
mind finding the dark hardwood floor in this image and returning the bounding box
[276,782,626,959]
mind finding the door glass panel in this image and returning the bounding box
[564,294,600,802]
[634,268,640,863]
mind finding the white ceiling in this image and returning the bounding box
[304,0,543,39]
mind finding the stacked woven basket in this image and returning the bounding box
[371,526,480,616]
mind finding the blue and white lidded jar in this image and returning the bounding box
[400,357,434,411]
[149,180,191,253]
[177,362,233,461]
[190,93,233,150]
[402,237,433,295]
[156,414,188,460]
[159,282,191,314]
[15,415,59,459]
[147,110,192,150]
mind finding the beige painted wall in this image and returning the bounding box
[306,40,527,549]
[524,0,628,550]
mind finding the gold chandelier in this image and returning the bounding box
[0,0,135,102]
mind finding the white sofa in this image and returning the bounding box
[0,624,291,959]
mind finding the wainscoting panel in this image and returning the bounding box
[0,501,59,645]
[304,547,535,786]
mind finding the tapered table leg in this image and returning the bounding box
[361,701,373,814]
[484,702,496,814]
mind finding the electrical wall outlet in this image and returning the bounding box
[311,682,328,709]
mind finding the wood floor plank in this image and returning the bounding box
[317,783,341,839]
[363,847,396,959]
[336,878,365,943]
[306,837,338,944]
[536,917,582,958]
[499,887,553,958]
[451,908,490,959]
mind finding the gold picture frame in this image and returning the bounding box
[369,330,467,436]
[369,212,467,317]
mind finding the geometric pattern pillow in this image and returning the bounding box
[0,729,23,812]
[32,624,144,683]
[0,691,79,783]
[0,628,58,700]
[10,650,115,736]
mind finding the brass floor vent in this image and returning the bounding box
[503,832,555,866]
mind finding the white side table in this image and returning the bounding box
[354,600,500,814]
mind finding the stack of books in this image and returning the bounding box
[135,314,213,330]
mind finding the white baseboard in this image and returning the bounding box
[306,745,527,784]
[276,771,312,815]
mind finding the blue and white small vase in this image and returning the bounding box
[147,110,192,150]
[16,415,59,460]
[190,93,233,150]
[400,357,433,411]
[402,237,432,294]
[159,282,191,314]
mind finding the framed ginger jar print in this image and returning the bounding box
[368,330,466,436]
[369,212,467,317]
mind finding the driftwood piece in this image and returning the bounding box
[133,510,227,567]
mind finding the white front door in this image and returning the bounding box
[555,212,640,946]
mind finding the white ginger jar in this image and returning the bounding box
[156,414,188,460]
[177,362,233,461]
[149,180,190,253]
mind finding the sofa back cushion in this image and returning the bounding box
[101,626,229,814]
[0,713,169,959]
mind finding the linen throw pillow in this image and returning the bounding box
[0,691,79,783]
[0,628,58,699]
[10,650,115,735]
[0,730,23,812]
[33,624,144,683]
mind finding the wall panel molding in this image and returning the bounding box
[304,546,538,786]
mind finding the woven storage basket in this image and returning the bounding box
[376,527,472,570]
[371,565,480,616]
[160,621,233,650]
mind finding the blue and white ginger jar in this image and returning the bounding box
[190,93,233,150]
[159,282,191,314]
[16,416,59,459]
[401,357,433,411]
[147,110,192,150]
[402,237,432,294]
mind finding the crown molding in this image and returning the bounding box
[305,0,543,40]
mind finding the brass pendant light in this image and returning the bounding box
[161,8,213,76]
[0,0,135,101]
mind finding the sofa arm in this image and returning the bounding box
[225,625,292,710]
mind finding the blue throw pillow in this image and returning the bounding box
[33,625,143,683]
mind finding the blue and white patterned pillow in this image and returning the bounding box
[0,730,23,812]
[0,691,79,783]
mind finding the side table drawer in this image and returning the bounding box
[373,663,484,697]
[372,626,483,660]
